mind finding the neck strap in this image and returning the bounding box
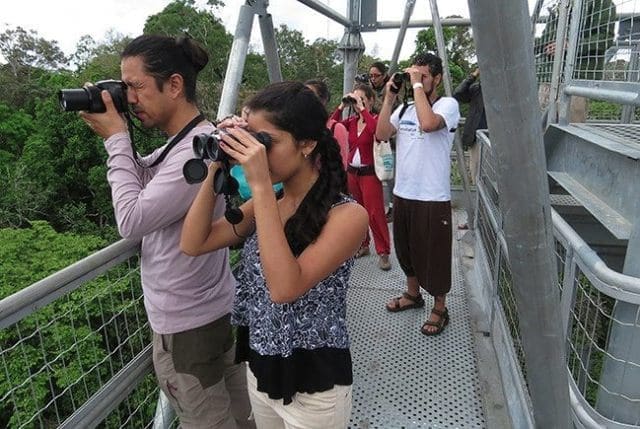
[142,113,205,168]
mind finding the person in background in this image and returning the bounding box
[376,52,460,336]
[368,61,390,114]
[180,81,368,429]
[369,61,396,221]
[80,34,253,428]
[305,79,349,170]
[453,68,486,186]
[453,68,486,230]
[331,83,392,271]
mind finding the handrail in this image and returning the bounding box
[0,238,141,329]
[59,345,153,429]
[551,210,640,303]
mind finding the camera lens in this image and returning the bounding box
[58,80,127,113]
[58,87,104,112]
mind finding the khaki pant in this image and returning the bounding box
[152,315,254,429]
[246,369,352,429]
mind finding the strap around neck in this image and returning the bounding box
[144,113,205,168]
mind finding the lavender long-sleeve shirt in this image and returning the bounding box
[104,124,234,334]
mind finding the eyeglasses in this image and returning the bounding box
[369,73,382,78]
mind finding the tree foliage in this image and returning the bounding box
[0,222,150,428]
[143,0,233,117]
[413,17,476,90]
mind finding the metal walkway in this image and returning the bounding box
[347,212,488,428]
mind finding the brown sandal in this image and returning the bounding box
[386,292,425,312]
[421,307,449,336]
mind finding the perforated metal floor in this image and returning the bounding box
[347,218,487,428]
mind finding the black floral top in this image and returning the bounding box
[232,194,354,404]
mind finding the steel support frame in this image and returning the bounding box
[338,0,365,95]
[217,0,282,119]
[467,0,571,427]
[389,0,416,73]
[558,0,584,125]
[427,0,475,230]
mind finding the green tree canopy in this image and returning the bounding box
[143,0,233,117]
[413,17,476,89]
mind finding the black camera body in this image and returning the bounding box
[390,72,410,93]
[183,130,272,185]
[58,80,128,113]
[354,73,370,84]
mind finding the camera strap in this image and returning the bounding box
[143,113,205,168]
[398,95,441,120]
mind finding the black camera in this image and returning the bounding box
[390,72,410,93]
[183,130,272,184]
[58,80,128,113]
[354,73,370,84]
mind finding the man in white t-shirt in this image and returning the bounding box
[376,52,460,336]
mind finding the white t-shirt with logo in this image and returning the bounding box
[390,97,460,201]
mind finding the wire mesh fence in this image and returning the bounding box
[534,0,640,122]
[476,133,640,426]
[559,236,640,425]
[534,0,564,85]
[476,137,528,387]
[566,267,615,409]
[103,375,177,429]
[0,251,168,428]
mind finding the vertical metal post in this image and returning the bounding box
[339,0,365,95]
[217,4,255,119]
[466,0,571,427]
[530,0,545,34]
[389,0,416,73]
[546,0,572,125]
[429,0,474,229]
[152,391,175,429]
[596,201,640,424]
[557,0,584,125]
[429,0,452,96]
[620,46,640,123]
[258,13,283,83]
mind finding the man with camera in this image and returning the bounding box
[376,52,460,337]
[79,35,253,428]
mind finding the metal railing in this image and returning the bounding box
[475,133,640,427]
[534,0,640,123]
[0,239,176,428]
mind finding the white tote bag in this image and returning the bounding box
[373,140,394,181]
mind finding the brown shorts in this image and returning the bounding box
[392,197,452,296]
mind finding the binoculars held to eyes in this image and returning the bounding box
[183,130,272,184]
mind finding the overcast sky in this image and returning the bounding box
[0,0,485,62]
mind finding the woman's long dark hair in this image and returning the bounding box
[246,81,347,256]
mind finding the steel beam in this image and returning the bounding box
[467,0,571,426]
